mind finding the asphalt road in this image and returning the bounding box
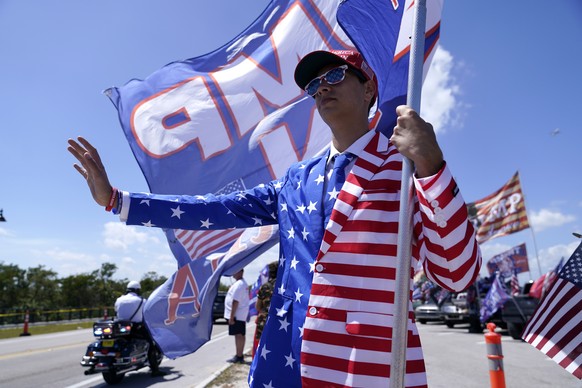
[0,321,579,387]
[0,320,255,388]
[418,322,580,388]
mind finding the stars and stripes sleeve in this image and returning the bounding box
[119,180,284,231]
[413,163,482,292]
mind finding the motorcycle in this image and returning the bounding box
[80,320,163,385]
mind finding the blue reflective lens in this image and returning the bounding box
[305,65,348,96]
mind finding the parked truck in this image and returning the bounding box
[499,281,539,339]
[440,280,539,338]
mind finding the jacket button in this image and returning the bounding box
[315,264,324,272]
[430,200,439,208]
[309,307,317,315]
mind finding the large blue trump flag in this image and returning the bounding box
[106,0,442,358]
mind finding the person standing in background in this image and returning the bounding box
[253,262,278,358]
[224,269,249,364]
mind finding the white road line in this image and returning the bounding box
[64,375,103,388]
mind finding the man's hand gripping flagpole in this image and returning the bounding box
[391,1,427,388]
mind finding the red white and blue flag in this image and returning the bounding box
[529,257,564,299]
[522,242,582,379]
[486,242,530,276]
[480,273,510,323]
[106,0,442,358]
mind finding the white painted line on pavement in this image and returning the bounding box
[64,375,103,388]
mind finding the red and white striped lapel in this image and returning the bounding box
[317,131,392,258]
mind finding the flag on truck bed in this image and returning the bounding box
[522,241,582,379]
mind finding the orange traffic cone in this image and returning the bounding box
[19,310,31,336]
[484,322,505,388]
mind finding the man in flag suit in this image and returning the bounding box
[69,49,481,387]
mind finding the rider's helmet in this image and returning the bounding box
[126,280,141,294]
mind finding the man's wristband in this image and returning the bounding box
[105,187,118,212]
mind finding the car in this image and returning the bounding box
[414,302,443,324]
[212,291,227,322]
[441,292,470,328]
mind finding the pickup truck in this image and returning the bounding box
[499,281,539,339]
[440,280,539,338]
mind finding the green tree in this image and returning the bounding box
[140,271,168,299]
[0,262,27,310]
[91,262,124,306]
[60,273,98,308]
[24,265,60,310]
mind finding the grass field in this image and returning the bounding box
[0,321,93,339]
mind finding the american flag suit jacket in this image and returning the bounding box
[124,130,482,388]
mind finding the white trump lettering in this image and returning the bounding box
[131,76,232,160]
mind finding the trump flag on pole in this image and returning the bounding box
[105,0,442,358]
[486,243,529,277]
[480,273,510,323]
[522,242,582,379]
[467,172,530,244]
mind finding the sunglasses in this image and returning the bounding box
[304,65,349,97]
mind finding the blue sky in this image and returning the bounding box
[1,0,581,286]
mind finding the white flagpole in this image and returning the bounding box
[518,171,543,278]
[390,1,427,387]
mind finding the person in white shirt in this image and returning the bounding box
[114,280,144,322]
[224,269,249,363]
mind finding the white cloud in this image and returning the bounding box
[421,46,466,133]
[29,247,101,277]
[539,241,579,274]
[102,222,161,250]
[530,208,575,232]
[480,242,513,262]
[96,250,178,281]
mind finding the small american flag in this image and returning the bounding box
[510,271,520,296]
[522,242,582,379]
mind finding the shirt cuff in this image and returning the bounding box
[119,191,130,222]
[414,161,447,188]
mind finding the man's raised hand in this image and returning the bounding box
[67,137,114,207]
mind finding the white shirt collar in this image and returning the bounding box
[327,129,376,165]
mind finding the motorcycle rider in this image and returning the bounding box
[115,281,164,377]
[115,281,145,322]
